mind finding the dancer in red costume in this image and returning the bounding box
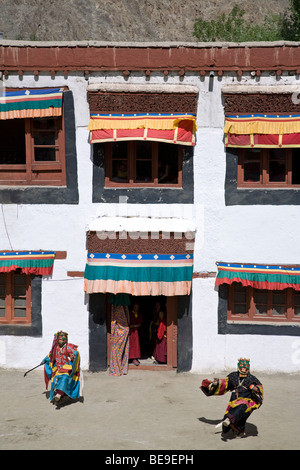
[41,331,82,405]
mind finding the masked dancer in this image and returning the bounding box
[41,330,82,405]
[200,358,263,437]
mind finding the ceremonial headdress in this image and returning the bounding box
[237,357,250,374]
[49,330,68,363]
[57,330,68,340]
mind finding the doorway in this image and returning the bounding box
[106,295,178,370]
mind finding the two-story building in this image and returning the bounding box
[0,40,299,374]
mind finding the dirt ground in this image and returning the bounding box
[0,367,299,451]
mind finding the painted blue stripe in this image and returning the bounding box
[217,262,300,272]
[225,114,300,119]
[3,88,63,98]
[0,251,55,256]
[88,253,193,261]
[90,112,196,118]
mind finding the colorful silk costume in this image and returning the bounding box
[42,331,82,402]
[201,359,263,434]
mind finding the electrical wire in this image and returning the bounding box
[1,204,13,250]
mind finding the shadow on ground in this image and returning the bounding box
[198,416,258,440]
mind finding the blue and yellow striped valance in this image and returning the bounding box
[0,88,63,120]
[88,113,197,146]
[88,113,197,132]
[224,114,300,135]
[84,252,194,296]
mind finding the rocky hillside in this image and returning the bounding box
[0,0,290,42]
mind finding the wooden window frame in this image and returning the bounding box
[228,282,300,323]
[0,272,31,325]
[104,141,183,188]
[237,148,300,188]
[0,109,66,187]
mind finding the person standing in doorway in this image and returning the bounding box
[153,309,167,364]
[149,301,161,359]
[129,302,143,366]
[109,294,130,376]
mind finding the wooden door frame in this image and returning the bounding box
[106,295,178,370]
[166,296,177,369]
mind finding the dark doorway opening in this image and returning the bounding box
[106,294,177,370]
[88,292,192,372]
[131,295,166,360]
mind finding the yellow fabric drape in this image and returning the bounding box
[224,116,300,135]
[88,115,197,133]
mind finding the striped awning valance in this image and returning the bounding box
[0,251,55,275]
[0,88,63,120]
[88,113,197,146]
[216,262,300,291]
[84,252,194,296]
[224,114,300,148]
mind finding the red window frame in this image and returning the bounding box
[0,271,31,324]
[228,282,300,323]
[0,89,66,187]
[237,148,300,188]
[104,141,183,188]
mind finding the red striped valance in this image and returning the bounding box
[225,133,300,148]
[216,262,300,291]
[0,251,55,275]
[224,114,300,148]
[88,113,197,146]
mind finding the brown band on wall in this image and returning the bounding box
[54,251,67,259]
[86,231,194,254]
[88,92,198,114]
[67,271,84,277]
[192,272,216,278]
[223,93,300,115]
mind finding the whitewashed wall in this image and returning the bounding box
[0,69,299,373]
[192,72,300,374]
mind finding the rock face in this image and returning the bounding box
[0,0,289,42]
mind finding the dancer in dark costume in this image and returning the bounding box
[200,358,263,437]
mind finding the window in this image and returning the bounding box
[238,148,300,188]
[98,141,182,187]
[0,271,31,324]
[228,282,300,323]
[0,116,66,186]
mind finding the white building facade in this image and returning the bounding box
[0,41,299,374]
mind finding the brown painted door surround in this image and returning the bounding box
[87,230,190,371]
